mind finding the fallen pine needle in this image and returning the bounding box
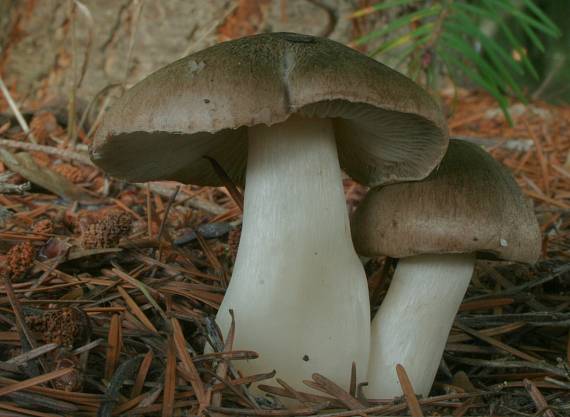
[171,317,208,409]
[0,368,74,397]
[162,334,176,417]
[104,313,122,380]
[396,364,424,417]
[523,378,556,417]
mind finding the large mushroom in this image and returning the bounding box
[351,139,541,398]
[90,32,448,389]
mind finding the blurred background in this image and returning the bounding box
[0,0,568,111]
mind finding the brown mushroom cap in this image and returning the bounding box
[90,32,447,187]
[351,139,541,263]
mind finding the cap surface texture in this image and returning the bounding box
[91,32,448,186]
[351,139,541,263]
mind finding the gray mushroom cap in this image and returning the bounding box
[91,32,448,187]
[351,139,542,263]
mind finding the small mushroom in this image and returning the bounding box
[91,32,448,389]
[351,139,541,398]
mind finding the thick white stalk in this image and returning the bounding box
[366,253,475,398]
[216,115,370,390]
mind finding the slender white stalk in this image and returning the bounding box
[216,115,370,390]
[366,253,475,398]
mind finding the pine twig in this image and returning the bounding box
[0,138,93,165]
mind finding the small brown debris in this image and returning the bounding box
[27,307,91,349]
[79,210,133,249]
[6,241,36,280]
[218,0,270,41]
[227,227,241,260]
[451,371,477,393]
[52,163,86,183]
[30,151,51,167]
[40,237,71,259]
[211,240,227,259]
[29,111,63,143]
[32,218,54,236]
[52,353,83,392]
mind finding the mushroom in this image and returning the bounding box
[90,32,448,389]
[351,139,541,398]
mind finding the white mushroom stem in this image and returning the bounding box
[366,253,475,398]
[216,115,370,390]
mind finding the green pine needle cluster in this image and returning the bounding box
[351,0,561,123]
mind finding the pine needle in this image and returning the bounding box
[104,313,122,381]
[396,364,424,417]
[162,334,177,417]
[171,317,208,410]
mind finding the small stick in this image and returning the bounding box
[260,384,339,406]
[123,0,145,86]
[447,356,567,378]
[207,403,328,416]
[454,322,540,362]
[459,311,570,327]
[6,343,58,365]
[0,138,92,164]
[463,263,570,302]
[0,77,37,143]
[141,182,226,215]
[544,377,570,389]
[0,181,31,194]
[193,350,258,362]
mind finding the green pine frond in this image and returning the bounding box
[440,49,512,124]
[352,5,442,46]
[351,0,560,121]
[370,22,434,56]
[349,0,419,19]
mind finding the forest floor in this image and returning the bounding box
[0,86,569,417]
